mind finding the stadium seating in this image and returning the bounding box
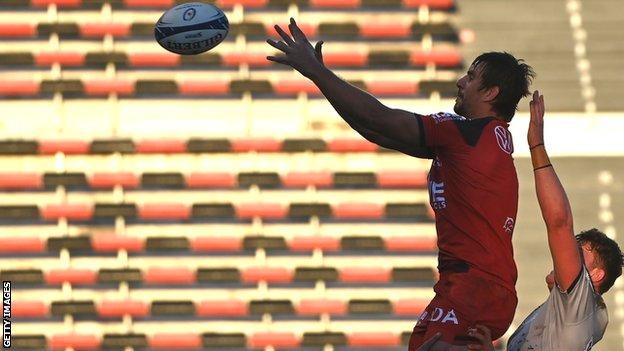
[0,0,472,349]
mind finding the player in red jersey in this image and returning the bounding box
[267,18,535,350]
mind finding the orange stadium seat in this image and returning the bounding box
[273,79,322,96]
[83,79,135,96]
[39,140,90,155]
[235,202,288,219]
[339,267,391,283]
[403,0,454,9]
[41,203,94,221]
[31,0,81,7]
[360,23,411,38]
[97,300,149,318]
[393,298,428,315]
[410,48,462,67]
[45,269,98,285]
[217,0,268,8]
[138,203,191,220]
[79,23,130,38]
[0,173,42,190]
[35,52,85,66]
[49,334,100,350]
[333,202,384,219]
[289,236,340,251]
[249,332,300,349]
[297,299,347,315]
[178,80,231,96]
[377,170,428,188]
[0,237,45,253]
[385,236,437,252]
[323,52,368,67]
[196,300,248,316]
[223,52,272,67]
[123,0,173,7]
[91,235,144,252]
[12,300,48,318]
[0,23,36,37]
[281,172,333,188]
[148,333,202,349]
[310,0,359,8]
[191,237,242,251]
[0,80,40,97]
[348,332,400,347]
[88,172,140,189]
[366,81,418,96]
[135,139,186,153]
[186,172,237,188]
[242,267,293,284]
[231,138,282,152]
[128,53,180,67]
[327,138,378,152]
[144,267,195,285]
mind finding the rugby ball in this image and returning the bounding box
[155,2,229,55]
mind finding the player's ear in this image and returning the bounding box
[589,267,605,286]
[482,85,500,103]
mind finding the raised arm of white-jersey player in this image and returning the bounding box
[528,91,581,292]
[267,18,425,154]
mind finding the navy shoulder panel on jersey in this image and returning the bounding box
[451,117,495,147]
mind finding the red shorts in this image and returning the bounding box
[408,271,517,349]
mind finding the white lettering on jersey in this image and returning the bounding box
[441,309,459,324]
[429,181,446,210]
[418,307,460,325]
[494,125,513,154]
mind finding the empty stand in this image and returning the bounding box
[0,0,458,348]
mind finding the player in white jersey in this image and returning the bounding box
[463,91,623,351]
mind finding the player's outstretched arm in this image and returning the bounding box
[266,18,426,155]
[528,90,582,291]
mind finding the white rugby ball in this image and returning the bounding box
[155,2,229,55]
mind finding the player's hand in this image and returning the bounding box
[266,17,325,79]
[415,332,443,351]
[528,90,545,148]
[467,325,495,351]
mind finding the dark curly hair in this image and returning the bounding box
[472,52,535,122]
[576,228,624,294]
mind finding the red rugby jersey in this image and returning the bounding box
[419,112,518,292]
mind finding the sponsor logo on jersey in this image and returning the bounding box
[431,112,465,124]
[417,307,459,325]
[494,125,513,154]
[503,217,515,233]
[429,180,446,210]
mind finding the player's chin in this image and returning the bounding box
[453,101,463,115]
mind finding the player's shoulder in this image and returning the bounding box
[426,112,466,124]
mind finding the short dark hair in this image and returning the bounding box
[472,52,535,121]
[576,228,623,294]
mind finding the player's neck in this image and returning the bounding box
[467,105,504,121]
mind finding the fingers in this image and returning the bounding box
[468,329,486,344]
[266,39,290,53]
[475,325,491,339]
[289,17,309,43]
[314,40,324,62]
[266,55,291,66]
[417,332,442,350]
[274,24,295,46]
